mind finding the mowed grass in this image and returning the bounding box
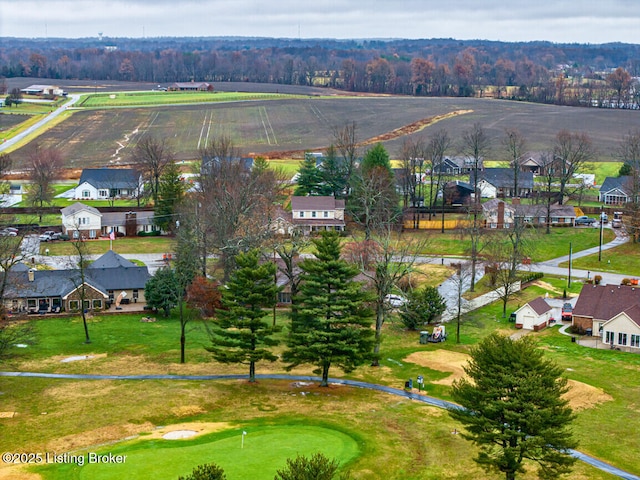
[558,240,640,275]
[39,236,174,256]
[34,425,359,480]
[401,226,615,261]
[0,302,632,479]
[76,91,300,108]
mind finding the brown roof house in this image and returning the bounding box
[512,297,553,331]
[290,196,345,234]
[573,284,640,351]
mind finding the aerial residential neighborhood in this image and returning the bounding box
[1,12,640,480]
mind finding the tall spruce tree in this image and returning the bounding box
[449,333,577,480]
[283,231,375,386]
[206,249,280,382]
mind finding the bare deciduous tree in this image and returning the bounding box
[618,129,640,242]
[502,128,527,198]
[484,220,534,317]
[130,136,174,205]
[25,144,62,221]
[332,121,359,199]
[461,123,491,291]
[553,130,596,204]
[198,154,280,280]
[347,231,429,365]
[426,129,452,225]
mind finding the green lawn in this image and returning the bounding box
[401,227,615,262]
[34,424,359,480]
[40,236,174,256]
[1,298,632,479]
[558,240,640,276]
[76,91,301,108]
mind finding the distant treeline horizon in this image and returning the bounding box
[2,37,639,108]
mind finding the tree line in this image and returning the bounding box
[2,37,640,108]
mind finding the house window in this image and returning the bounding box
[323,211,329,218]
[618,332,628,346]
[98,189,109,197]
[631,334,640,348]
[82,190,90,198]
[69,300,80,311]
[89,230,96,239]
[27,299,37,310]
[108,290,114,302]
[605,331,615,344]
[92,299,102,309]
[312,211,317,218]
[73,230,79,239]
[83,300,90,310]
[133,290,139,302]
[299,211,304,218]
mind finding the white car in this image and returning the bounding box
[385,294,407,308]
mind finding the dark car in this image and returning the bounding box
[575,216,596,226]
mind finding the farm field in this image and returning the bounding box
[4,91,639,170]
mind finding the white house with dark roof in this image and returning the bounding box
[513,297,553,330]
[61,202,102,239]
[74,168,142,201]
[599,176,634,205]
[290,196,345,233]
[471,168,534,198]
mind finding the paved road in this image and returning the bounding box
[0,95,81,153]
[0,371,637,480]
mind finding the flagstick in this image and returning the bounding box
[241,431,247,449]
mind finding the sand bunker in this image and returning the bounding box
[405,350,468,386]
[162,430,197,439]
[60,353,108,363]
[563,380,613,411]
[404,350,612,410]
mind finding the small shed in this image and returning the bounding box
[513,297,553,331]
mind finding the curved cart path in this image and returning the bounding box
[1,371,637,480]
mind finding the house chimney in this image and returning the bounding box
[28,269,35,282]
[497,201,505,229]
[512,197,521,205]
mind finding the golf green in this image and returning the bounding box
[35,425,360,480]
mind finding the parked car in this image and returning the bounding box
[561,302,573,321]
[39,231,61,242]
[384,294,407,308]
[575,216,596,226]
[600,212,608,224]
[0,229,17,236]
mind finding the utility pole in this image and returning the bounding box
[568,242,572,288]
[598,206,604,262]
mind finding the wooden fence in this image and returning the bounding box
[403,219,472,230]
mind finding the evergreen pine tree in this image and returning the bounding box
[206,249,280,382]
[284,231,375,386]
[449,333,577,480]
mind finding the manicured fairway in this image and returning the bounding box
[35,425,359,480]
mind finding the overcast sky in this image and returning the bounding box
[2,0,640,44]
